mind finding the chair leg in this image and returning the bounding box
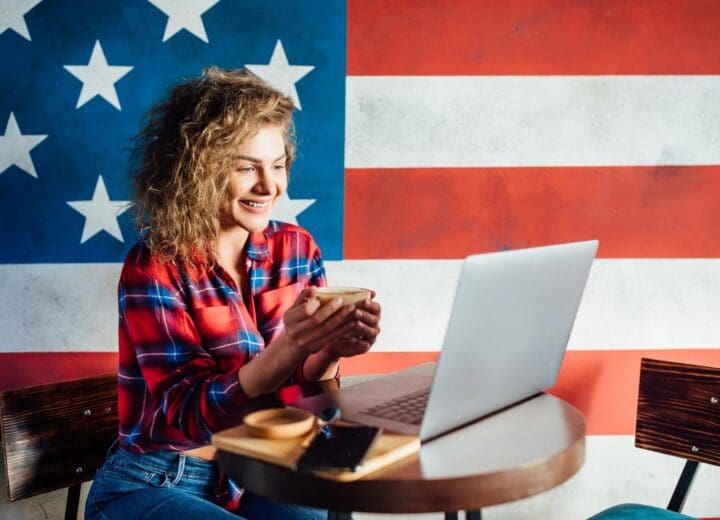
[466,510,482,520]
[667,460,700,513]
[445,513,459,520]
[64,484,81,520]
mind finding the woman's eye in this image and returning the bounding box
[238,166,255,173]
[273,164,286,171]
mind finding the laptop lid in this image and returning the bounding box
[419,240,598,441]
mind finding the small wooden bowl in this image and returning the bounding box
[243,408,317,439]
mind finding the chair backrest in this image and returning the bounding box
[636,358,720,466]
[0,373,118,501]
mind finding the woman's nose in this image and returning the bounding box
[255,168,274,193]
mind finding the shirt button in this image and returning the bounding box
[245,259,252,268]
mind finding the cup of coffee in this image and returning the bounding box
[314,286,372,306]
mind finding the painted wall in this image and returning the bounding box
[1,0,719,517]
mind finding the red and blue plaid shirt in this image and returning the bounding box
[117,221,327,509]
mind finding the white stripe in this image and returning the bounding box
[149,393,161,438]
[154,280,182,365]
[136,351,191,359]
[354,435,720,519]
[117,372,143,381]
[208,341,242,351]
[218,379,239,395]
[261,324,284,334]
[328,259,720,351]
[2,260,720,351]
[194,287,219,294]
[0,263,121,351]
[138,385,148,438]
[208,339,264,351]
[251,266,305,281]
[346,75,720,168]
[120,293,177,302]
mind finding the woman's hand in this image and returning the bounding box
[282,287,356,356]
[239,287,355,397]
[325,296,382,358]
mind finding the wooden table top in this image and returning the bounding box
[217,390,586,514]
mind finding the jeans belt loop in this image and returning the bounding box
[169,453,187,486]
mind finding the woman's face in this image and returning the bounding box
[221,124,288,234]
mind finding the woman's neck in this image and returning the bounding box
[215,226,250,271]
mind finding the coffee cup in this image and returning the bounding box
[314,286,372,306]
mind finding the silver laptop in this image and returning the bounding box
[295,240,598,442]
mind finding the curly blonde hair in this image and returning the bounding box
[131,67,296,265]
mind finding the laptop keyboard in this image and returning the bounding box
[361,389,430,425]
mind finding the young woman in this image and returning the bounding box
[85,67,381,519]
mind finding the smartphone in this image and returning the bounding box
[294,424,382,473]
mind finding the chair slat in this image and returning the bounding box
[636,358,720,466]
[0,373,117,501]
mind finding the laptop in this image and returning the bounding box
[294,240,598,442]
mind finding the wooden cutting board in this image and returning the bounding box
[211,422,420,482]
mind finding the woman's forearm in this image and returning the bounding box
[237,333,305,397]
[302,347,340,381]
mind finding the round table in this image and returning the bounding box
[217,391,585,518]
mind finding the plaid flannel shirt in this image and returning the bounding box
[117,221,327,509]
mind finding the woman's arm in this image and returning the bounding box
[120,263,250,442]
[302,345,341,381]
[237,288,356,397]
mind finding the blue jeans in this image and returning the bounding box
[85,446,328,520]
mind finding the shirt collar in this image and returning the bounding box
[246,230,270,261]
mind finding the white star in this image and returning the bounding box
[0,0,42,41]
[0,112,47,178]
[246,40,314,110]
[271,192,315,225]
[63,40,133,110]
[67,175,130,244]
[148,0,220,43]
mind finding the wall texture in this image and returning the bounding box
[1,0,719,518]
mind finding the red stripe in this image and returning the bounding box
[348,0,720,75]
[0,352,118,391]
[0,352,432,391]
[4,350,719,435]
[345,166,720,259]
[339,349,720,435]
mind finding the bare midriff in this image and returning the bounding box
[183,445,218,461]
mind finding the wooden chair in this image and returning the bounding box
[590,358,720,519]
[0,374,118,520]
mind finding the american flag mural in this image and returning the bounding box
[1,0,719,517]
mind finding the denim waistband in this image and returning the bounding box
[112,446,219,477]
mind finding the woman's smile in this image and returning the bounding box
[239,198,273,213]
